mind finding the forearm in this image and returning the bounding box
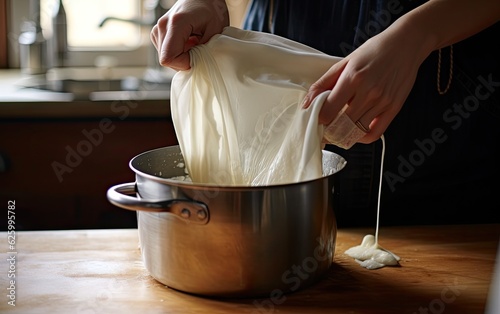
[387,0,500,60]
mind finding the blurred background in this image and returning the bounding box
[0,0,249,231]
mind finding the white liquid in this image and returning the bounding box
[344,135,401,269]
[169,175,192,182]
[344,234,400,270]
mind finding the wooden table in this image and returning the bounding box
[1,224,498,314]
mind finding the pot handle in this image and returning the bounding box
[106,183,209,225]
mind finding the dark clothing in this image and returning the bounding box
[244,0,500,227]
[244,0,423,56]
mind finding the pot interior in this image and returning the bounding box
[130,145,347,188]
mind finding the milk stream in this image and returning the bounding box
[344,135,401,269]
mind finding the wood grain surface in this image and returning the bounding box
[1,224,498,314]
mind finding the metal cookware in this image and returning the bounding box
[107,145,346,297]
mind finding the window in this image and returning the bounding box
[7,0,159,68]
[40,0,142,49]
[6,0,249,69]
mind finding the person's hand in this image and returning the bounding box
[302,25,430,144]
[150,0,229,71]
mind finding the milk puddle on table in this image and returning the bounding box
[344,135,401,269]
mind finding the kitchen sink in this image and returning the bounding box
[20,66,174,101]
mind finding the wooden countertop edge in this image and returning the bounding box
[0,224,498,314]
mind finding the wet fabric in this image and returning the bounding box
[170,27,344,185]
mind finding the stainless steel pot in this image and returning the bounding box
[107,145,346,298]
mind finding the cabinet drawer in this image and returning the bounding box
[0,118,177,230]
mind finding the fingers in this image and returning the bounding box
[158,15,195,70]
[150,1,189,69]
[149,0,229,71]
[303,61,396,145]
[330,89,394,144]
[342,88,383,131]
[319,64,359,126]
[150,25,159,51]
[357,111,394,144]
[302,59,347,110]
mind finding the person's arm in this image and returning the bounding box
[303,0,500,144]
[403,0,500,52]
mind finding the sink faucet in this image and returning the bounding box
[98,17,151,28]
[98,0,171,83]
[50,0,68,68]
[99,0,171,27]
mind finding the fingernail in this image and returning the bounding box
[301,94,311,109]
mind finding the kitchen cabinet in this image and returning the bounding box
[0,69,177,230]
[0,116,177,230]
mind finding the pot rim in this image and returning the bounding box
[129,146,347,190]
